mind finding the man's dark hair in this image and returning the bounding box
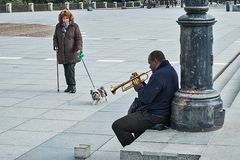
[149,50,166,62]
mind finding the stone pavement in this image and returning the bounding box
[0,6,239,160]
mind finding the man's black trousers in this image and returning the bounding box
[63,63,76,87]
[112,111,169,147]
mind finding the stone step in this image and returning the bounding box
[200,92,240,160]
[214,55,240,108]
[213,53,240,93]
[220,66,240,109]
[120,90,240,160]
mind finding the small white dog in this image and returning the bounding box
[90,86,108,105]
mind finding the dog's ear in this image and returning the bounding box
[90,90,93,94]
[104,90,107,96]
[97,88,101,93]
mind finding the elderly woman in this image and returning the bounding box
[53,9,83,93]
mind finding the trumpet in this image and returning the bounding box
[110,70,152,94]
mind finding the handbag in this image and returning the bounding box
[128,98,148,114]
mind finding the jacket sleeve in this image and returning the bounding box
[74,24,83,52]
[137,74,163,104]
[53,25,58,51]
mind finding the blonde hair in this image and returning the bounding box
[58,9,74,23]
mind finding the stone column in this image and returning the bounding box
[92,2,96,9]
[103,2,107,8]
[6,3,12,13]
[171,0,225,132]
[28,3,34,12]
[48,3,53,11]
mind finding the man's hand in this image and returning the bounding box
[131,72,143,91]
[54,46,58,52]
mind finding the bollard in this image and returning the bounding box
[65,2,70,10]
[226,1,230,12]
[48,3,53,11]
[129,1,134,7]
[79,2,84,9]
[138,1,143,7]
[74,144,90,159]
[6,3,12,13]
[92,2,96,9]
[113,1,117,8]
[28,3,34,12]
[103,1,107,8]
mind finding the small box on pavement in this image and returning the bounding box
[74,144,90,159]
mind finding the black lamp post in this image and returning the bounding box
[180,0,183,8]
[171,0,225,132]
[122,0,127,9]
[87,0,93,11]
[166,0,170,8]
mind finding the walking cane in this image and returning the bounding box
[56,53,60,92]
[76,51,96,89]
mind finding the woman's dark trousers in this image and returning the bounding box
[63,63,76,89]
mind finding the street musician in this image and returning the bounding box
[112,50,179,147]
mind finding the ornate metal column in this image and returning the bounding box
[171,0,225,132]
[87,0,93,11]
[122,0,127,9]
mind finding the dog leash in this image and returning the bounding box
[76,51,96,89]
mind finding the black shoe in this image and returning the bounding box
[151,124,169,131]
[64,86,71,92]
[69,86,76,93]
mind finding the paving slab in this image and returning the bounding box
[0,130,57,146]
[86,150,120,160]
[0,117,27,133]
[65,121,114,135]
[0,145,32,160]
[13,119,77,133]
[0,107,48,118]
[41,132,112,151]
[16,147,75,160]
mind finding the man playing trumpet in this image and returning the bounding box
[112,50,179,147]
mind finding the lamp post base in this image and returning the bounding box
[87,7,93,11]
[171,89,225,132]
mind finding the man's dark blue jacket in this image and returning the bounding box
[137,60,179,116]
